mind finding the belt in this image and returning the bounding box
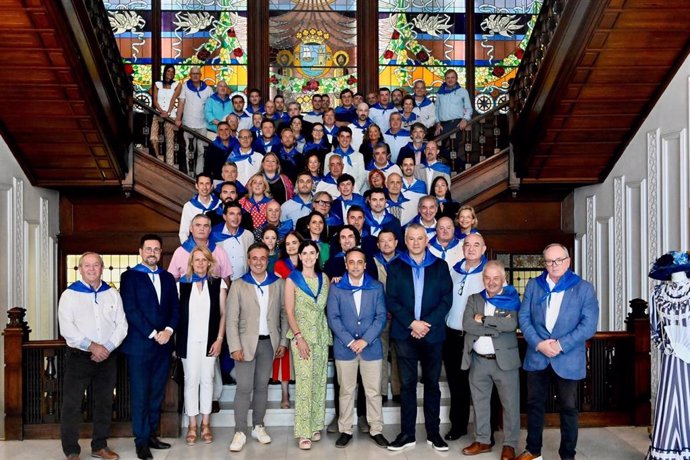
[258,335,270,340]
[447,327,465,337]
[474,352,496,360]
[67,346,92,357]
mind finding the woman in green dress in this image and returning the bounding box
[285,240,331,449]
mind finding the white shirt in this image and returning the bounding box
[315,179,340,199]
[178,196,221,243]
[217,227,254,280]
[324,151,367,194]
[351,276,363,316]
[58,281,128,352]
[545,277,565,333]
[428,238,463,271]
[473,299,497,355]
[179,82,213,129]
[232,149,263,187]
[251,274,271,335]
[446,264,485,330]
[384,130,411,164]
[281,196,313,227]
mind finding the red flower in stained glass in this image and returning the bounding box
[515,48,524,59]
[197,49,211,61]
[392,30,400,40]
[228,28,236,38]
[123,63,134,75]
[492,66,505,77]
[416,50,429,63]
[383,50,394,60]
[233,47,244,57]
[269,76,278,84]
[347,76,357,85]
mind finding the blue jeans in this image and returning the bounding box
[394,338,443,438]
[525,365,580,459]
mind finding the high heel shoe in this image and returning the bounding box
[201,424,213,443]
[185,426,198,446]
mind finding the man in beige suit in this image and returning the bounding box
[226,242,289,452]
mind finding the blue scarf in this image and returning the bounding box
[179,273,208,284]
[401,112,418,124]
[181,235,216,253]
[437,82,461,95]
[189,193,220,212]
[261,220,293,240]
[384,128,410,139]
[452,256,488,276]
[481,285,521,311]
[415,97,433,108]
[399,249,437,269]
[246,104,265,114]
[279,146,299,165]
[186,79,208,98]
[67,280,111,303]
[535,269,581,304]
[371,102,395,112]
[321,173,338,185]
[241,271,279,294]
[334,146,355,166]
[282,257,296,272]
[291,195,312,211]
[374,250,400,270]
[212,136,235,154]
[351,118,373,133]
[335,273,378,293]
[246,195,271,213]
[324,125,339,137]
[229,147,255,164]
[424,161,451,175]
[131,263,162,275]
[367,159,395,171]
[304,140,328,153]
[405,141,426,156]
[455,227,479,240]
[337,193,364,209]
[289,271,324,302]
[387,193,410,210]
[210,92,230,108]
[411,214,436,235]
[364,208,396,234]
[428,236,461,260]
[263,172,281,183]
[211,224,245,243]
[402,178,427,195]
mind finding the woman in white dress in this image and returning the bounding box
[176,246,227,445]
[150,64,182,165]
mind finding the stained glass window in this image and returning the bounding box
[268,0,358,111]
[378,0,467,92]
[105,1,153,99]
[474,0,542,113]
[67,254,139,290]
[162,0,248,91]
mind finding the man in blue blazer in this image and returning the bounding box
[385,223,453,452]
[517,243,599,460]
[327,248,389,448]
[120,234,180,460]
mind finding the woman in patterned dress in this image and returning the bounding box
[284,240,331,449]
[239,173,272,228]
[647,251,690,460]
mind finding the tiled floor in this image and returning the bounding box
[0,424,650,459]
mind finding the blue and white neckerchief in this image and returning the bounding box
[229,147,255,164]
[452,256,488,276]
[211,224,245,243]
[131,264,162,284]
[384,128,411,139]
[189,193,220,212]
[181,235,217,253]
[373,250,400,270]
[263,172,281,183]
[401,112,418,124]
[324,125,339,137]
[372,102,395,113]
[246,104,265,114]
[401,178,427,195]
[241,271,279,295]
[334,273,378,293]
[387,194,410,210]
[279,146,299,165]
[321,173,338,185]
[424,161,451,175]
[179,273,208,284]
[365,209,396,234]
[289,271,324,302]
[428,237,460,260]
[291,195,312,211]
[209,92,230,108]
[351,118,373,134]
[437,82,461,95]
[186,79,208,98]
[414,96,433,108]
[334,146,355,167]
[455,227,479,240]
[535,269,581,305]
[367,159,395,171]
[246,195,271,213]
[67,280,111,303]
[480,285,521,311]
[411,215,437,235]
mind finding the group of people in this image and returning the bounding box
[57,70,600,460]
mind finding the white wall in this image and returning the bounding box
[0,137,60,438]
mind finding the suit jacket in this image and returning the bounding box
[413,164,451,194]
[119,269,179,356]
[226,277,288,361]
[326,280,387,361]
[518,276,599,380]
[461,292,520,371]
[386,256,453,343]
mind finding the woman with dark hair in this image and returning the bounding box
[260,225,280,274]
[290,116,307,153]
[150,64,182,165]
[285,240,331,449]
[305,152,324,193]
[359,123,387,166]
[259,152,294,204]
[176,246,227,446]
[304,211,330,268]
[303,122,331,161]
[431,176,460,219]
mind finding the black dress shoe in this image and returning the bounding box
[211,400,221,413]
[387,433,416,451]
[335,433,353,448]
[370,433,389,448]
[136,445,153,460]
[444,429,467,441]
[148,437,171,449]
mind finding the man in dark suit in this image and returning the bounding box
[517,243,599,460]
[120,234,180,459]
[386,223,453,452]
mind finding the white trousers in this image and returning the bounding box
[182,340,217,417]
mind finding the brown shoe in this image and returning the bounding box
[501,446,516,460]
[462,442,492,455]
[515,451,539,460]
[90,447,119,459]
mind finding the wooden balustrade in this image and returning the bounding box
[3,308,180,440]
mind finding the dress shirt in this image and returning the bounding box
[58,280,128,352]
[412,264,425,320]
[473,299,497,355]
[545,277,565,333]
[217,226,254,280]
[179,196,221,244]
[251,274,271,335]
[447,266,484,330]
[168,244,232,280]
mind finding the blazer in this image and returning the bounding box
[176,277,223,359]
[413,164,451,194]
[518,276,599,380]
[461,292,520,371]
[326,280,387,361]
[226,277,288,361]
[119,269,179,356]
[386,256,453,344]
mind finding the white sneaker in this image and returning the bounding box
[229,431,246,452]
[251,424,272,444]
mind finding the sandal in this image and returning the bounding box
[298,438,312,450]
[185,426,198,445]
[281,400,290,409]
[201,424,213,443]
[312,431,321,442]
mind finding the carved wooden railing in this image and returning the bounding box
[3,308,180,440]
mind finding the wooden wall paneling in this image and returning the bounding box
[357,1,378,97]
[247,0,269,96]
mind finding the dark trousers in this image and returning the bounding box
[443,327,470,434]
[61,348,117,457]
[525,365,580,459]
[394,337,443,438]
[127,351,171,448]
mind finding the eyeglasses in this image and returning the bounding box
[314,200,332,206]
[457,276,467,296]
[544,256,570,267]
[312,128,324,132]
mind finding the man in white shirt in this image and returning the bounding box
[428,217,463,269]
[369,87,396,133]
[368,143,402,179]
[409,196,438,239]
[400,156,427,197]
[383,112,410,164]
[386,172,418,226]
[444,233,488,441]
[411,79,437,130]
[58,252,128,460]
[179,173,221,244]
[177,66,213,175]
[348,103,374,153]
[281,172,313,227]
[213,201,255,280]
[316,155,344,199]
[230,94,253,131]
[228,129,263,187]
[325,127,367,194]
